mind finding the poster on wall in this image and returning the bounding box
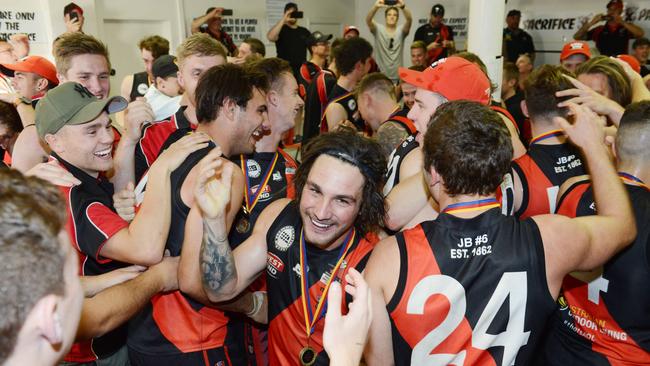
[0,9,45,44]
[221,17,261,42]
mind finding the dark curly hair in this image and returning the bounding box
[423,101,513,196]
[295,129,387,236]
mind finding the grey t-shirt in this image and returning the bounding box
[372,23,407,82]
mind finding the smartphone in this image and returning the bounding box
[70,10,79,21]
[604,15,613,21]
[291,11,304,19]
[384,0,398,5]
[221,9,233,16]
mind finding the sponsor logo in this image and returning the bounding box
[251,184,272,202]
[274,225,295,251]
[267,252,285,278]
[137,83,149,95]
[293,263,302,278]
[348,99,356,111]
[272,171,282,181]
[247,159,261,178]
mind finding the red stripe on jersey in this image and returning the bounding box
[268,234,377,365]
[151,291,229,353]
[85,202,129,263]
[138,114,177,168]
[278,147,297,200]
[390,225,497,365]
[513,154,554,219]
[490,105,519,134]
[557,181,590,218]
[562,275,650,363]
[389,116,417,134]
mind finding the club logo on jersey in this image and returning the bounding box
[274,225,295,251]
[247,159,262,178]
[558,294,569,311]
[267,252,285,278]
[320,260,348,284]
[251,184,272,202]
[137,83,149,96]
[348,99,356,111]
[589,201,597,212]
[273,171,282,181]
[293,263,303,278]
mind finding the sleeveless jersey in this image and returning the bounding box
[389,209,556,365]
[297,61,322,100]
[512,142,586,219]
[135,106,193,182]
[302,71,336,144]
[539,180,650,365]
[265,201,378,366]
[130,71,150,101]
[384,107,417,135]
[383,133,419,196]
[320,84,367,134]
[127,143,245,364]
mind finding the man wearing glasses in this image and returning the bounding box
[366,0,412,83]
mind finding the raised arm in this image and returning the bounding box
[191,8,221,34]
[366,0,383,34]
[100,133,210,266]
[574,14,603,40]
[400,1,412,37]
[535,102,636,296]
[267,9,293,42]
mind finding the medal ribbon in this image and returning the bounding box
[240,152,279,213]
[530,129,564,145]
[299,228,356,337]
[442,198,500,215]
[618,172,650,191]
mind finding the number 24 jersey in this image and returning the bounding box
[388,209,556,365]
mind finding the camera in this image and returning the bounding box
[221,9,233,16]
[70,10,79,21]
[291,11,304,19]
[384,0,398,5]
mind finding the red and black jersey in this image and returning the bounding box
[539,181,650,365]
[320,84,368,134]
[383,107,416,135]
[229,149,298,247]
[297,61,322,100]
[383,133,419,196]
[302,70,336,144]
[53,153,130,363]
[388,209,556,365]
[127,142,246,364]
[134,106,193,182]
[512,143,586,219]
[265,201,379,366]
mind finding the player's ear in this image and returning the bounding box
[34,294,64,345]
[520,100,529,118]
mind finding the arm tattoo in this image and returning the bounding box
[376,122,409,159]
[200,218,237,296]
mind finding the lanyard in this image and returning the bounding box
[240,152,279,213]
[619,172,650,191]
[442,198,500,215]
[299,228,355,337]
[530,129,564,145]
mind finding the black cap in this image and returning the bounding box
[307,31,333,46]
[284,2,298,12]
[607,0,623,9]
[431,4,445,16]
[507,9,521,17]
[152,55,178,79]
[633,37,650,49]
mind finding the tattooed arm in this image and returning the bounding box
[375,121,409,159]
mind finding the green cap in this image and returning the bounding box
[36,82,128,138]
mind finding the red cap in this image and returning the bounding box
[607,0,623,10]
[560,41,591,61]
[0,56,59,86]
[398,57,491,105]
[616,54,641,73]
[343,25,359,37]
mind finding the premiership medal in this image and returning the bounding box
[240,153,279,224]
[299,346,316,366]
[298,229,356,365]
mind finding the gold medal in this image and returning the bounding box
[236,215,250,233]
[299,346,316,366]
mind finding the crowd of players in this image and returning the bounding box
[0,1,649,366]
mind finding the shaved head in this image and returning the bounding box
[616,101,650,163]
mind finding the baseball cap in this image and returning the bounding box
[507,10,522,17]
[307,31,333,46]
[560,41,591,61]
[607,0,623,9]
[36,82,127,138]
[398,57,491,105]
[152,55,178,79]
[343,25,360,37]
[0,56,59,86]
[63,2,83,16]
[431,4,445,16]
[616,54,641,73]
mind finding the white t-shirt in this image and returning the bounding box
[371,23,407,82]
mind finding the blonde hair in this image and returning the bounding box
[176,33,227,67]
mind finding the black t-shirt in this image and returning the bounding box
[641,64,650,77]
[504,90,526,136]
[413,23,454,62]
[588,23,632,56]
[503,27,535,62]
[275,25,311,74]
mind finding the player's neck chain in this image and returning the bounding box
[618,172,650,192]
[442,198,501,215]
[530,129,564,145]
[298,228,356,365]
